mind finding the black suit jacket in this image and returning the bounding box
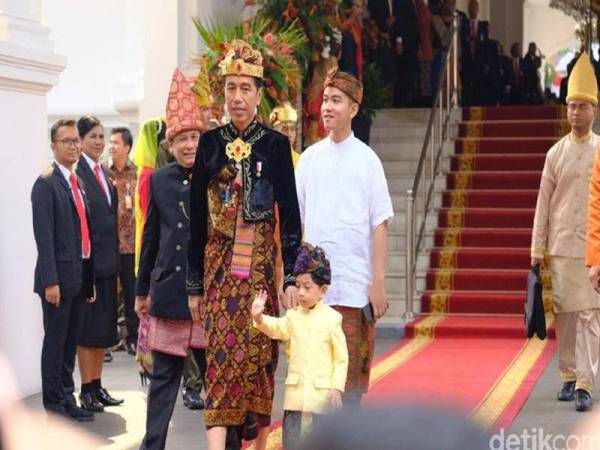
[31,164,94,298]
[393,0,418,43]
[187,120,302,296]
[369,0,393,33]
[460,17,489,65]
[136,163,191,320]
[76,157,118,279]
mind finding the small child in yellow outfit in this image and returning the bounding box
[252,243,348,449]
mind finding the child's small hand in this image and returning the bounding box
[251,290,268,323]
[327,389,343,411]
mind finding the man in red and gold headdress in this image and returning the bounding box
[187,40,301,450]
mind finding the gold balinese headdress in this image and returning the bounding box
[269,102,298,127]
[567,52,598,106]
[219,39,264,79]
[191,56,213,107]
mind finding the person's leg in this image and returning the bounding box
[120,254,139,349]
[182,349,205,409]
[40,295,72,412]
[139,351,185,450]
[206,426,227,450]
[575,309,600,394]
[62,294,83,408]
[282,411,301,450]
[555,311,578,400]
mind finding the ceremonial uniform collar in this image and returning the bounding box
[570,130,592,144]
[223,118,260,142]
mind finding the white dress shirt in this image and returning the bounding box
[296,133,394,308]
[82,152,111,205]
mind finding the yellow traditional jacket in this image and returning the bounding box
[531,131,599,259]
[254,300,348,414]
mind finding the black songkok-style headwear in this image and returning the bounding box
[293,242,332,285]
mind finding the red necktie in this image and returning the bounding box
[94,163,109,199]
[470,20,477,57]
[69,173,91,258]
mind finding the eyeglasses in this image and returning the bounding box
[55,139,81,147]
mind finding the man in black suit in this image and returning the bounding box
[135,68,207,450]
[460,0,489,105]
[31,119,95,422]
[368,0,418,106]
[75,116,123,411]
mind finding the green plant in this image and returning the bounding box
[193,17,307,119]
[361,63,392,121]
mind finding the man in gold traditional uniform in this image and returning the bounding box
[532,53,600,412]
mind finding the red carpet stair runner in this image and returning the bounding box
[258,106,563,449]
[363,106,563,430]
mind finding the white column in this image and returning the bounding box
[0,0,65,396]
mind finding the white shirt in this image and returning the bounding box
[82,152,111,205]
[296,133,394,308]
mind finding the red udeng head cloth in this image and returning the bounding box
[165,68,206,142]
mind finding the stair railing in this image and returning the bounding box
[404,13,460,321]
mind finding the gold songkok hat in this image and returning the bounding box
[269,102,298,127]
[323,67,363,105]
[567,52,598,106]
[190,57,213,108]
[219,39,264,79]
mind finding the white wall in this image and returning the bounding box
[0,0,65,397]
[523,0,578,60]
[43,0,144,130]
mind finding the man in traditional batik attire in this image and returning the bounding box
[532,53,600,412]
[295,68,394,406]
[135,68,208,449]
[187,40,302,450]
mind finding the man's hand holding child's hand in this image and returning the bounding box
[251,290,267,324]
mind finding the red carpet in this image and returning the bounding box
[365,106,561,431]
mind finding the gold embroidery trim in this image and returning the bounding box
[458,154,475,171]
[446,208,464,228]
[437,249,456,269]
[450,191,467,208]
[442,229,461,247]
[468,107,484,121]
[453,172,471,189]
[434,269,453,291]
[430,292,449,313]
[462,139,479,155]
[465,122,482,138]
[225,137,252,163]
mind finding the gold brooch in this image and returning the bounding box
[225,138,252,163]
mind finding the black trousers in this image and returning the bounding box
[140,348,206,450]
[40,292,84,412]
[119,253,138,342]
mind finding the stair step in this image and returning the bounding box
[450,153,546,171]
[405,314,555,339]
[455,137,557,155]
[459,119,568,138]
[433,227,532,248]
[425,268,532,291]
[447,170,542,189]
[429,247,530,269]
[421,290,536,315]
[462,105,566,121]
[441,189,538,208]
[438,207,534,228]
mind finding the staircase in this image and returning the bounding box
[414,105,566,338]
[370,109,451,325]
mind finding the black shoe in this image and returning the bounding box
[557,381,576,401]
[104,350,113,363]
[575,389,593,412]
[79,392,104,412]
[95,387,124,406]
[65,404,96,421]
[182,387,205,410]
[126,341,137,356]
